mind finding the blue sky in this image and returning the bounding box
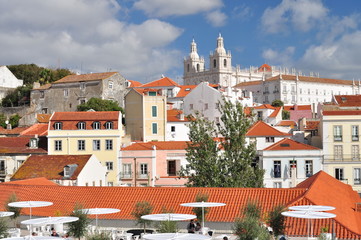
[1,0,361,83]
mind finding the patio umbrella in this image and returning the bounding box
[141,214,197,222]
[0,211,14,217]
[80,208,120,227]
[8,201,53,219]
[288,205,335,211]
[21,216,79,225]
[1,236,60,240]
[180,201,226,228]
[142,233,212,240]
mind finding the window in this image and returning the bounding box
[266,137,275,143]
[171,126,176,132]
[257,111,263,120]
[54,122,62,130]
[78,140,85,151]
[80,82,85,89]
[333,126,342,141]
[213,59,216,68]
[104,121,113,130]
[80,99,86,104]
[223,59,227,67]
[64,166,70,177]
[140,163,148,178]
[42,108,48,114]
[93,140,100,150]
[305,160,313,177]
[352,145,359,160]
[148,91,156,96]
[354,168,361,185]
[352,125,359,141]
[215,103,220,109]
[40,91,44,98]
[282,84,287,93]
[335,168,344,180]
[105,139,113,150]
[196,64,200,72]
[55,140,62,151]
[106,162,113,171]
[92,122,101,130]
[123,164,132,178]
[152,123,158,134]
[64,89,69,97]
[168,160,177,176]
[152,106,157,117]
[77,122,86,130]
[187,64,190,72]
[204,103,208,110]
[334,145,343,160]
[108,81,113,89]
[0,160,5,172]
[273,161,281,178]
[190,104,193,110]
[289,160,297,178]
[308,89,310,94]
[274,182,282,188]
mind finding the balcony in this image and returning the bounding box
[273,90,279,93]
[118,172,149,180]
[263,91,269,94]
[0,169,6,176]
[324,154,361,162]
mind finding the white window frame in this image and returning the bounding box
[333,125,342,142]
[335,168,344,180]
[54,122,62,130]
[93,122,101,130]
[106,161,113,171]
[105,139,113,150]
[78,140,85,151]
[305,160,313,177]
[105,121,113,130]
[352,125,359,141]
[78,122,86,130]
[93,140,100,151]
[354,168,361,185]
[55,140,62,151]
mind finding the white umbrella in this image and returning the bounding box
[142,233,212,240]
[180,201,226,228]
[21,216,79,225]
[8,201,53,219]
[0,236,60,240]
[0,211,14,217]
[80,208,120,227]
[141,214,197,222]
[288,205,335,211]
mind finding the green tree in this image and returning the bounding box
[67,203,91,240]
[156,207,178,233]
[0,218,9,238]
[77,98,123,112]
[131,201,153,233]
[4,193,22,227]
[192,192,209,224]
[233,201,270,240]
[267,205,286,237]
[180,98,264,187]
[282,110,290,120]
[9,114,21,128]
[0,114,6,128]
[271,99,284,107]
[1,85,32,107]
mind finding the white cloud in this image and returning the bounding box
[133,0,223,17]
[0,0,183,82]
[262,47,295,66]
[205,10,227,27]
[261,0,328,33]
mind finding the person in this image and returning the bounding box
[223,237,229,240]
[63,233,70,240]
[31,232,37,236]
[186,219,196,233]
[195,222,202,233]
[51,228,59,237]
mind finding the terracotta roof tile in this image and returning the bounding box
[263,138,320,151]
[0,137,47,154]
[36,114,51,123]
[246,121,291,137]
[51,111,120,121]
[167,109,189,122]
[276,120,297,127]
[20,123,48,136]
[6,177,58,186]
[0,126,31,135]
[234,80,262,88]
[267,74,354,85]
[53,72,118,84]
[269,107,281,118]
[253,104,276,110]
[175,85,197,98]
[140,77,180,88]
[122,141,188,151]
[11,155,92,180]
[284,105,312,111]
[305,120,320,130]
[133,88,162,96]
[127,80,142,87]
[323,110,361,115]
[257,64,272,72]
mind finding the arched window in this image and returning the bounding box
[187,64,190,72]
[105,121,113,130]
[224,59,227,67]
[92,121,101,130]
[213,59,217,68]
[196,64,200,72]
[77,122,86,130]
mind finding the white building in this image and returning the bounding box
[166,109,190,141]
[259,138,323,188]
[0,66,23,99]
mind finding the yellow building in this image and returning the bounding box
[125,88,166,142]
[322,108,361,193]
[48,111,125,186]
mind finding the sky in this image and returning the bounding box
[1,0,361,84]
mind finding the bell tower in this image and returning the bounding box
[183,38,205,85]
[209,34,232,86]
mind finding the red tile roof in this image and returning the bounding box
[11,155,92,181]
[0,137,47,154]
[53,72,118,84]
[305,120,320,130]
[7,177,58,186]
[267,74,354,85]
[246,121,291,137]
[167,109,189,122]
[283,105,312,111]
[122,141,188,151]
[323,110,361,115]
[234,80,262,88]
[176,85,197,98]
[20,123,48,136]
[263,138,320,151]
[0,126,31,135]
[36,114,51,123]
[333,95,361,107]
[253,104,276,110]
[276,120,297,127]
[0,171,359,239]
[257,64,272,72]
[140,77,180,88]
[32,83,51,90]
[127,80,142,88]
[133,88,162,96]
[269,107,281,118]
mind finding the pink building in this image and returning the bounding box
[120,141,189,187]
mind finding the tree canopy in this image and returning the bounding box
[180,98,264,187]
[271,99,284,107]
[77,98,123,112]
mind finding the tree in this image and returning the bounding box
[267,205,286,237]
[0,114,21,129]
[156,207,178,233]
[77,98,123,112]
[67,203,91,240]
[131,201,153,233]
[282,110,290,120]
[271,100,284,107]
[233,201,270,240]
[180,98,264,187]
[0,218,9,238]
[4,193,22,227]
[192,192,209,224]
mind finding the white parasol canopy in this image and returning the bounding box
[142,233,212,240]
[282,211,336,219]
[80,208,120,227]
[288,205,335,211]
[180,201,226,228]
[8,201,53,219]
[0,211,14,217]
[21,216,79,225]
[1,236,60,240]
[141,213,196,222]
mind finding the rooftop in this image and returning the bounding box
[52,72,118,84]
[140,77,180,88]
[246,121,291,137]
[263,138,320,151]
[122,141,188,151]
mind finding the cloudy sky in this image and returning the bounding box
[1,0,361,83]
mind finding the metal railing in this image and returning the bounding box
[118,172,149,180]
[324,154,361,162]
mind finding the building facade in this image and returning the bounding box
[0,66,23,100]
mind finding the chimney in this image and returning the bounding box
[178,113,184,120]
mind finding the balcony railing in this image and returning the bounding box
[0,170,6,176]
[118,172,149,180]
[324,154,361,162]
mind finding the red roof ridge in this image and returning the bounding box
[246,121,291,137]
[140,77,180,88]
[263,138,320,151]
[4,177,58,186]
[53,72,118,84]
